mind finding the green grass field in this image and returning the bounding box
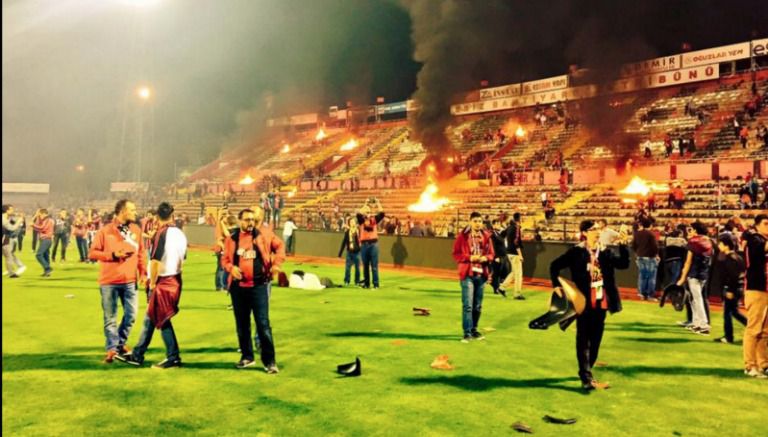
[3,247,766,436]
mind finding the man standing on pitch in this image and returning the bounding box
[89,199,146,363]
[222,207,285,373]
[117,202,186,369]
[742,214,768,378]
[500,212,525,299]
[549,220,630,390]
[357,198,385,289]
[31,209,54,277]
[453,212,495,343]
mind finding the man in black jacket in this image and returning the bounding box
[500,212,525,299]
[550,220,630,391]
[487,220,509,297]
[710,233,747,344]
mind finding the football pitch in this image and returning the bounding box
[2,248,766,436]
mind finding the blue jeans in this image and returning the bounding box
[272,209,281,227]
[360,242,379,287]
[284,235,294,255]
[664,259,682,288]
[51,232,69,261]
[99,283,139,352]
[35,238,52,272]
[76,236,88,261]
[636,257,658,298]
[215,252,228,290]
[344,251,361,285]
[130,313,179,363]
[460,276,486,336]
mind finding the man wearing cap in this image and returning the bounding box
[550,220,630,390]
[356,198,385,289]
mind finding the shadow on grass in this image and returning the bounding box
[605,322,680,333]
[618,337,696,344]
[602,365,744,379]
[400,375,587,394]
[327,331,457,341]
[3,353,239,371]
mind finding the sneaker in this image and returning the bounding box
[498,289,507,298]
[265,364,280,374]
[103,350,118,364]
[676,321,693,327]
[344,282,350,287]
[9,274,19,278]
[115,353,143,366]
[745,368,768,379]
[373,286,379,290]
[514,294,526,300]
[226,304,233,310]
[471,332,486,341]
[692,327,710,335]
[714,337,733,344]
[152,358,182,369]
[17,265,26,275]
[236,359,256,369]
[460,336,472,343]
[118,345,132,355]
[647,297,659,303]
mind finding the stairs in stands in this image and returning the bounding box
[339,129,410,178]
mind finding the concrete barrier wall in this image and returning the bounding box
[185,226,644,288]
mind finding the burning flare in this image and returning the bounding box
[619,176,669,203]
[408,179,451,212]
[239,174,255,185]
[515,126,526,138]
[287,188,297,198]
[315,129,327,141]
[340,139,358,151]
[281,144,290,153]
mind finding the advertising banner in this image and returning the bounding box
[2,183,50,193]
[110,182,149,192]
[521,75,568,95]
[682,42,750,68]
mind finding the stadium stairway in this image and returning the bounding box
[340,129,410,178]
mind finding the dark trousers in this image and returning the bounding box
[723,296,747,342]
[51,233,69,261]
[576,309,607,384]
[230,282,275,366]
[131,313,180,363]
[32,230,38,251]
[17,232,24,251]
[215,252,228,290]
[76,236,88,261]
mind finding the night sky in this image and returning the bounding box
[2,0,766,192]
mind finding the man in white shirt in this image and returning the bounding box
[117,202,187,369]
[282,216,299,256]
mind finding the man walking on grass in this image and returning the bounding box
[117,202,186,369]
[89,199,146,363]
[2,205,26,278]
[222,207,285,373]
[453,212,495,343]
[31,209,54,277]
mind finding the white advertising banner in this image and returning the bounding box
[110,182,149,192]
[682,42,750,68]
[521,75,568,94]
[610,65,719,93]
[752,38,768,57]
[289,113,318,126]
[2,183,50,193]
[620,55,681,78]
[479,83,522,101]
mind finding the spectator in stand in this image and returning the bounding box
[272,191,284,227]
[544,200,556,221]
[710,233,747,345]
[741,215,768,378]
[425,220,436,237]
[540,190,548,208]
[632,217,660,301]
[409,221,426,237]
[453,212,495,343]
[739,125,750,149]
[32,209,54,276]
[672,185,685,209]
[664,134,673,158]
[732,117,741,137]
[338,217,361,287]
[73,209,89,262]
[676,221,713,335]
[51,209,72,263]
[282,216,298,256]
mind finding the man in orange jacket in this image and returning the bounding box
[222,207,285,373]
[89,199,146,363]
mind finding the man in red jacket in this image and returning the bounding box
[222,207,285,373]
[88,199,146,363]
[31,209,54,276]
[452,212,495,343]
